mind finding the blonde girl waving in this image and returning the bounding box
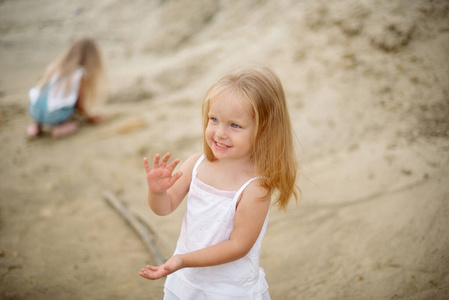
[140,65,299,300]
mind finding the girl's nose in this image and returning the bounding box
[216,125,227,139]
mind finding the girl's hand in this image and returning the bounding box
[144,153,183,194]
[138,254,184,280]
[87,115,107,124]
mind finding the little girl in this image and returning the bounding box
[139,65,299,299]
[27,37,105,138]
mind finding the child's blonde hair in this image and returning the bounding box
[37,37,105,105]
[202,65,299,210]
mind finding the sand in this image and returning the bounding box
[1,0,448,299]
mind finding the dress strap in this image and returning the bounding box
[234,177,260,202]
[192,154,206,179]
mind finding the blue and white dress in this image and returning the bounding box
[29,67,84,125]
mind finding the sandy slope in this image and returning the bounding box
[1,0,448,299]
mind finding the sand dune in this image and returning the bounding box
[0,0,448,299]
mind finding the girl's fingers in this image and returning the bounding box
[148,153,179,174]
[167,159,180,173]
[143,157,151,173]
[160,152,171,168]
[153,153,161,169]
[145,265,159,271]
[170,171,183,186]
[139,265,158,276]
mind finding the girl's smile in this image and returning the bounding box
[214,141,231,149]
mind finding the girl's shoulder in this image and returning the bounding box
[244,177,271,200]
[179,153,204,176]
[184,153,203,165]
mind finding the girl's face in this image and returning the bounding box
[205,94,255,162]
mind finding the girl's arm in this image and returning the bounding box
[139,181,271,279]
[144,153,200,216]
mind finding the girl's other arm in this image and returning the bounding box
[139,181,270,279]
[144,153,200,216]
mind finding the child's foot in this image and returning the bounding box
[26,123,41,138]
[51,121,79,138]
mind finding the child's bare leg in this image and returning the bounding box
[51,121,79,138]
[26,122,41,138]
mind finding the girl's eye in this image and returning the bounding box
[210,117,218,123]
[231,123,241,128]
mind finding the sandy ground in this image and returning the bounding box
[1,0,449,299]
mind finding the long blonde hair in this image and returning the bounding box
[202,65,299,210]
[37,37,104,105]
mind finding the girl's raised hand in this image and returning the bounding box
[144,153,183,194]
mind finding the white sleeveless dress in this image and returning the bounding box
[164,155,270,300]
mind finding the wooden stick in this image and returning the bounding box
[103,190,165,265]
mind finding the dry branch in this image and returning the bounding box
[103,190,165,265]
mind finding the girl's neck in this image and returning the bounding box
[217,155,254,173]
[199,156,255,191]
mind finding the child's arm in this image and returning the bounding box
[139,181,271,279]
[144,153,200,216]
